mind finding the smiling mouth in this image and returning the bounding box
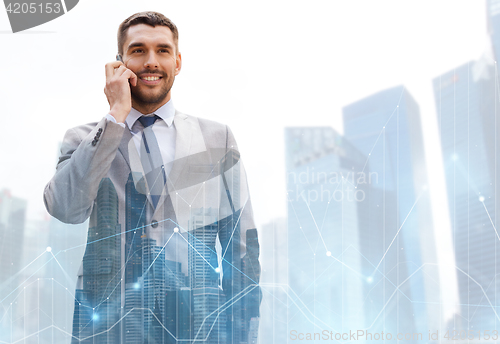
[141,76,161,81]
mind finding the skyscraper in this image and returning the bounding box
[0,189,27,281]
[0,190,27,343]
[142,236,167,343]
[433,55,500,330]
[123,172,148,343]
[124,281,143,344]
[343,86,439,335]
[189,207,227,344]
[285,127,369,337]
[487,0,500,63]
[164,263,191,344]
[258,217,287,344]
[73,178,121,343]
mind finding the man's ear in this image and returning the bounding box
[175,52,182,75]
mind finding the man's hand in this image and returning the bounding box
[104,61,138,123]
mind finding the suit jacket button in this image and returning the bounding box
[98,128,103,133]
[91,139,97,146]
[151,220,158,228]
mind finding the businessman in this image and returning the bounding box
[44,11,261,344]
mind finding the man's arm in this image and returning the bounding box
[43,119,125,224]
[43,60,137,223]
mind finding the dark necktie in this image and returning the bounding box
[138,115,165,208]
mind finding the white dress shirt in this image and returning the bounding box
[106,100,176,176]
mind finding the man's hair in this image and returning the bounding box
[117,11,179,55]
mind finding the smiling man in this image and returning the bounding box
[44,11,261,344]
[108,17,180,122]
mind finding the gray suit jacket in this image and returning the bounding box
[44,111,261,343]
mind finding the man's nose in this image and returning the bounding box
[144,51,159,68]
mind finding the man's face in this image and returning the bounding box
[122,24,181,107]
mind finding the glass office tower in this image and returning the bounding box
[343,86,439,336]
[285,127,370,341]
[433,55,500,330]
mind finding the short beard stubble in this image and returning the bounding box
[131,71,175,111]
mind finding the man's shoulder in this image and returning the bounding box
[176,111,231,142]
[176,111,227,130]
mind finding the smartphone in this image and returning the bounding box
[116,54,133,87]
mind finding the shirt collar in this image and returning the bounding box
[126,99,175,130]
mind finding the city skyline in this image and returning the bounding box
[0,1,497,343]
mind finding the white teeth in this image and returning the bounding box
[142,76,160,81]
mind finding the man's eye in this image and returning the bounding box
[132,49,143,53]
[159,49,169,53]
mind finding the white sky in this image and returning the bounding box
[0,0,489,233]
